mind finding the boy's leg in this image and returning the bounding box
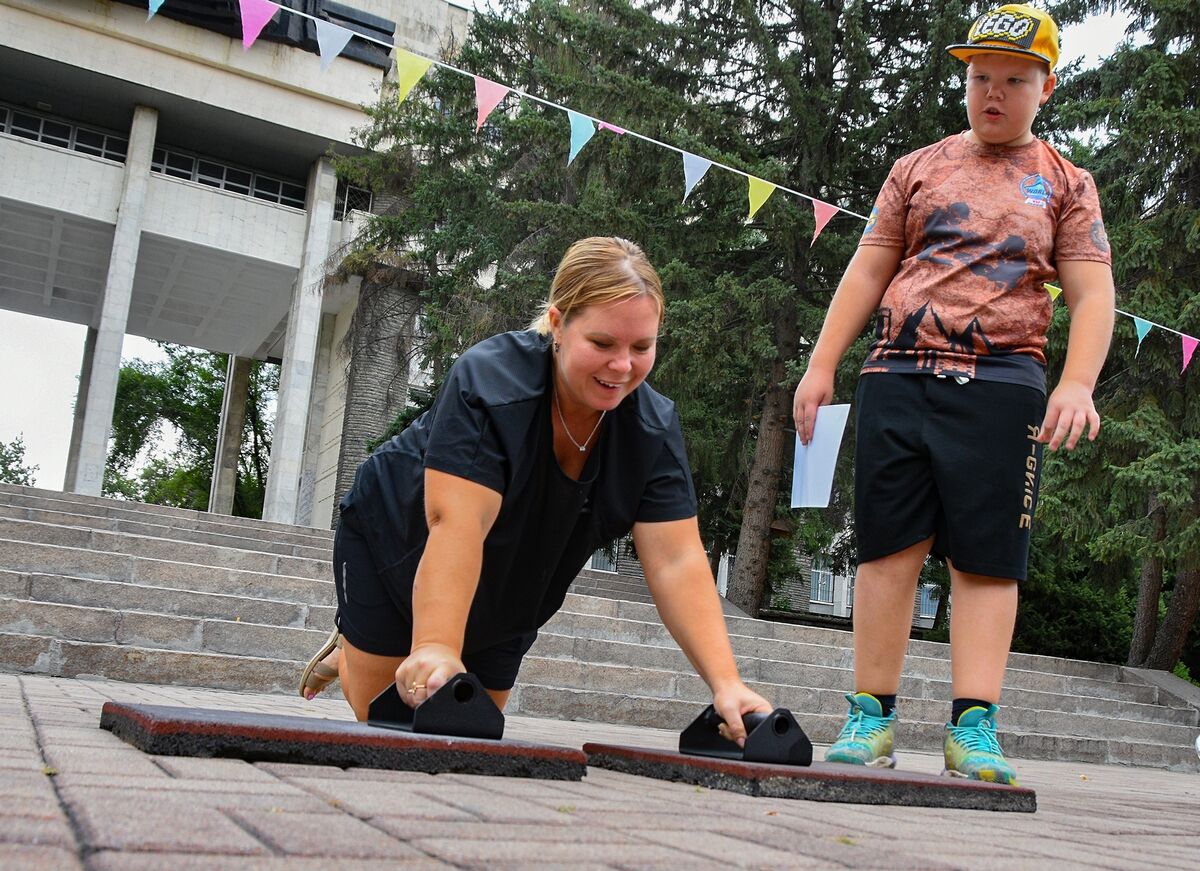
[830,535,931,767]
[946,563,1018,702]
[826,537,931,767]
[941,564,1020,784]
[830,374,941,768]
[853,537,933,693]
[924,379,1042,784]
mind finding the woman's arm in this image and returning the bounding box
[397,469,502,704]
[633,517,772,745]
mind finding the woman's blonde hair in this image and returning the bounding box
[529,237,664,335]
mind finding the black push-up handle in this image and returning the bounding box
[679,704,813,766]
[367,672,505,740]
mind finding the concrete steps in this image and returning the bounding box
[0,484,334,546]
[570,568,655,604]
[1,482,1198,772]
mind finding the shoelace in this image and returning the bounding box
[948,718,1003,756]
[839,707,891,743]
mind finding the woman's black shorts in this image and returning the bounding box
[332,509,537,691]
[854,373,1046,581]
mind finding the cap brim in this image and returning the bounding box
[946,43,1054,68]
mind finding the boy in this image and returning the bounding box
[792,4,1114,784]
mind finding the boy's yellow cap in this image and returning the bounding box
[946,4,1060,70]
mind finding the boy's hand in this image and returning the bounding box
[1039,379,1100,451]
[793,366,835,445]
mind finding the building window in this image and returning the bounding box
[810,556,834,605]
[590,547,617,573]
[150,145,306,210]
[846,573,855,610]
[335,180,374,220]
[918,583,941,619]
[0,103,128,162]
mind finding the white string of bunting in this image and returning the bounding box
[146,0,1198,374]
[1045,286,1197,373]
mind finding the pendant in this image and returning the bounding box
[579,445,586,452]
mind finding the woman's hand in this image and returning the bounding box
[712,680,775,747]
[395,642,465,708]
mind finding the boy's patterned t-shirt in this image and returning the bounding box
[859,133,1111,391]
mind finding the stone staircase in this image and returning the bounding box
[1,482,1197,772]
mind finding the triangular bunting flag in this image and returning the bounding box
[1133,316,1153,355]
[315,20,354,73]
[1183,335,1198,373]
[1045,283,1063,301]
[810,199,840,246]
[395,51,433,104]
[747,176,777,221]
[148,0,166,17]
[474,77,510,132]
[238,0,278,50]
[682,152,712,202]
[597,121,626,135]
[567,110,596,164]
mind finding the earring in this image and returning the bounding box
[553,341,561,353]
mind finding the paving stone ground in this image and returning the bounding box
[2,672,1197,870]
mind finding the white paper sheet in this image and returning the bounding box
[791,404,851,508]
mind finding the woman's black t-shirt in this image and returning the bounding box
[340,330,697,653]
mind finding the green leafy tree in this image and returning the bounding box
[0,434,38,486]
[104,345,276,517]
[1037,0,1199,670]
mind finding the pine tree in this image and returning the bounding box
[1040,0,1200,670]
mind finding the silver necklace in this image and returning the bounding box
[554,391,605,452]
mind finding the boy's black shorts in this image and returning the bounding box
[854,373,1046,581]
[332,509,537,691]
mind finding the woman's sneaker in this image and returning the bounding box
[825,692,897,768]
[943,704,1018,784]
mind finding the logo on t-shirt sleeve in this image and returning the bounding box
[863,206,880,235]
[1020,174,1053,209]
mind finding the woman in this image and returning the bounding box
[301,237,770,743]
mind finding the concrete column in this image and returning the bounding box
[208,355,253,515]
[66,106,157,496]
[63,327,98,490]
[262,157,336,524]
[295,313,336,527]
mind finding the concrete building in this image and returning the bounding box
[0,0,469,528]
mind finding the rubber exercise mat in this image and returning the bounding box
[584,743,1036,812]
[100,702,587,780]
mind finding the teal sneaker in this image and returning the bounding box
[825,692,897,768]
[943,704,1018,785]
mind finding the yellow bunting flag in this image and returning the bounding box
[1045,283,1063,301]
[747,176,777,222]
[395,50,434,104]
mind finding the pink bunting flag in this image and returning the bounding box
[810,199,840,246]
[238,0,278,49]
[597,121,626,135]
[1183,335,1198,373]
[474,77,510,132]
